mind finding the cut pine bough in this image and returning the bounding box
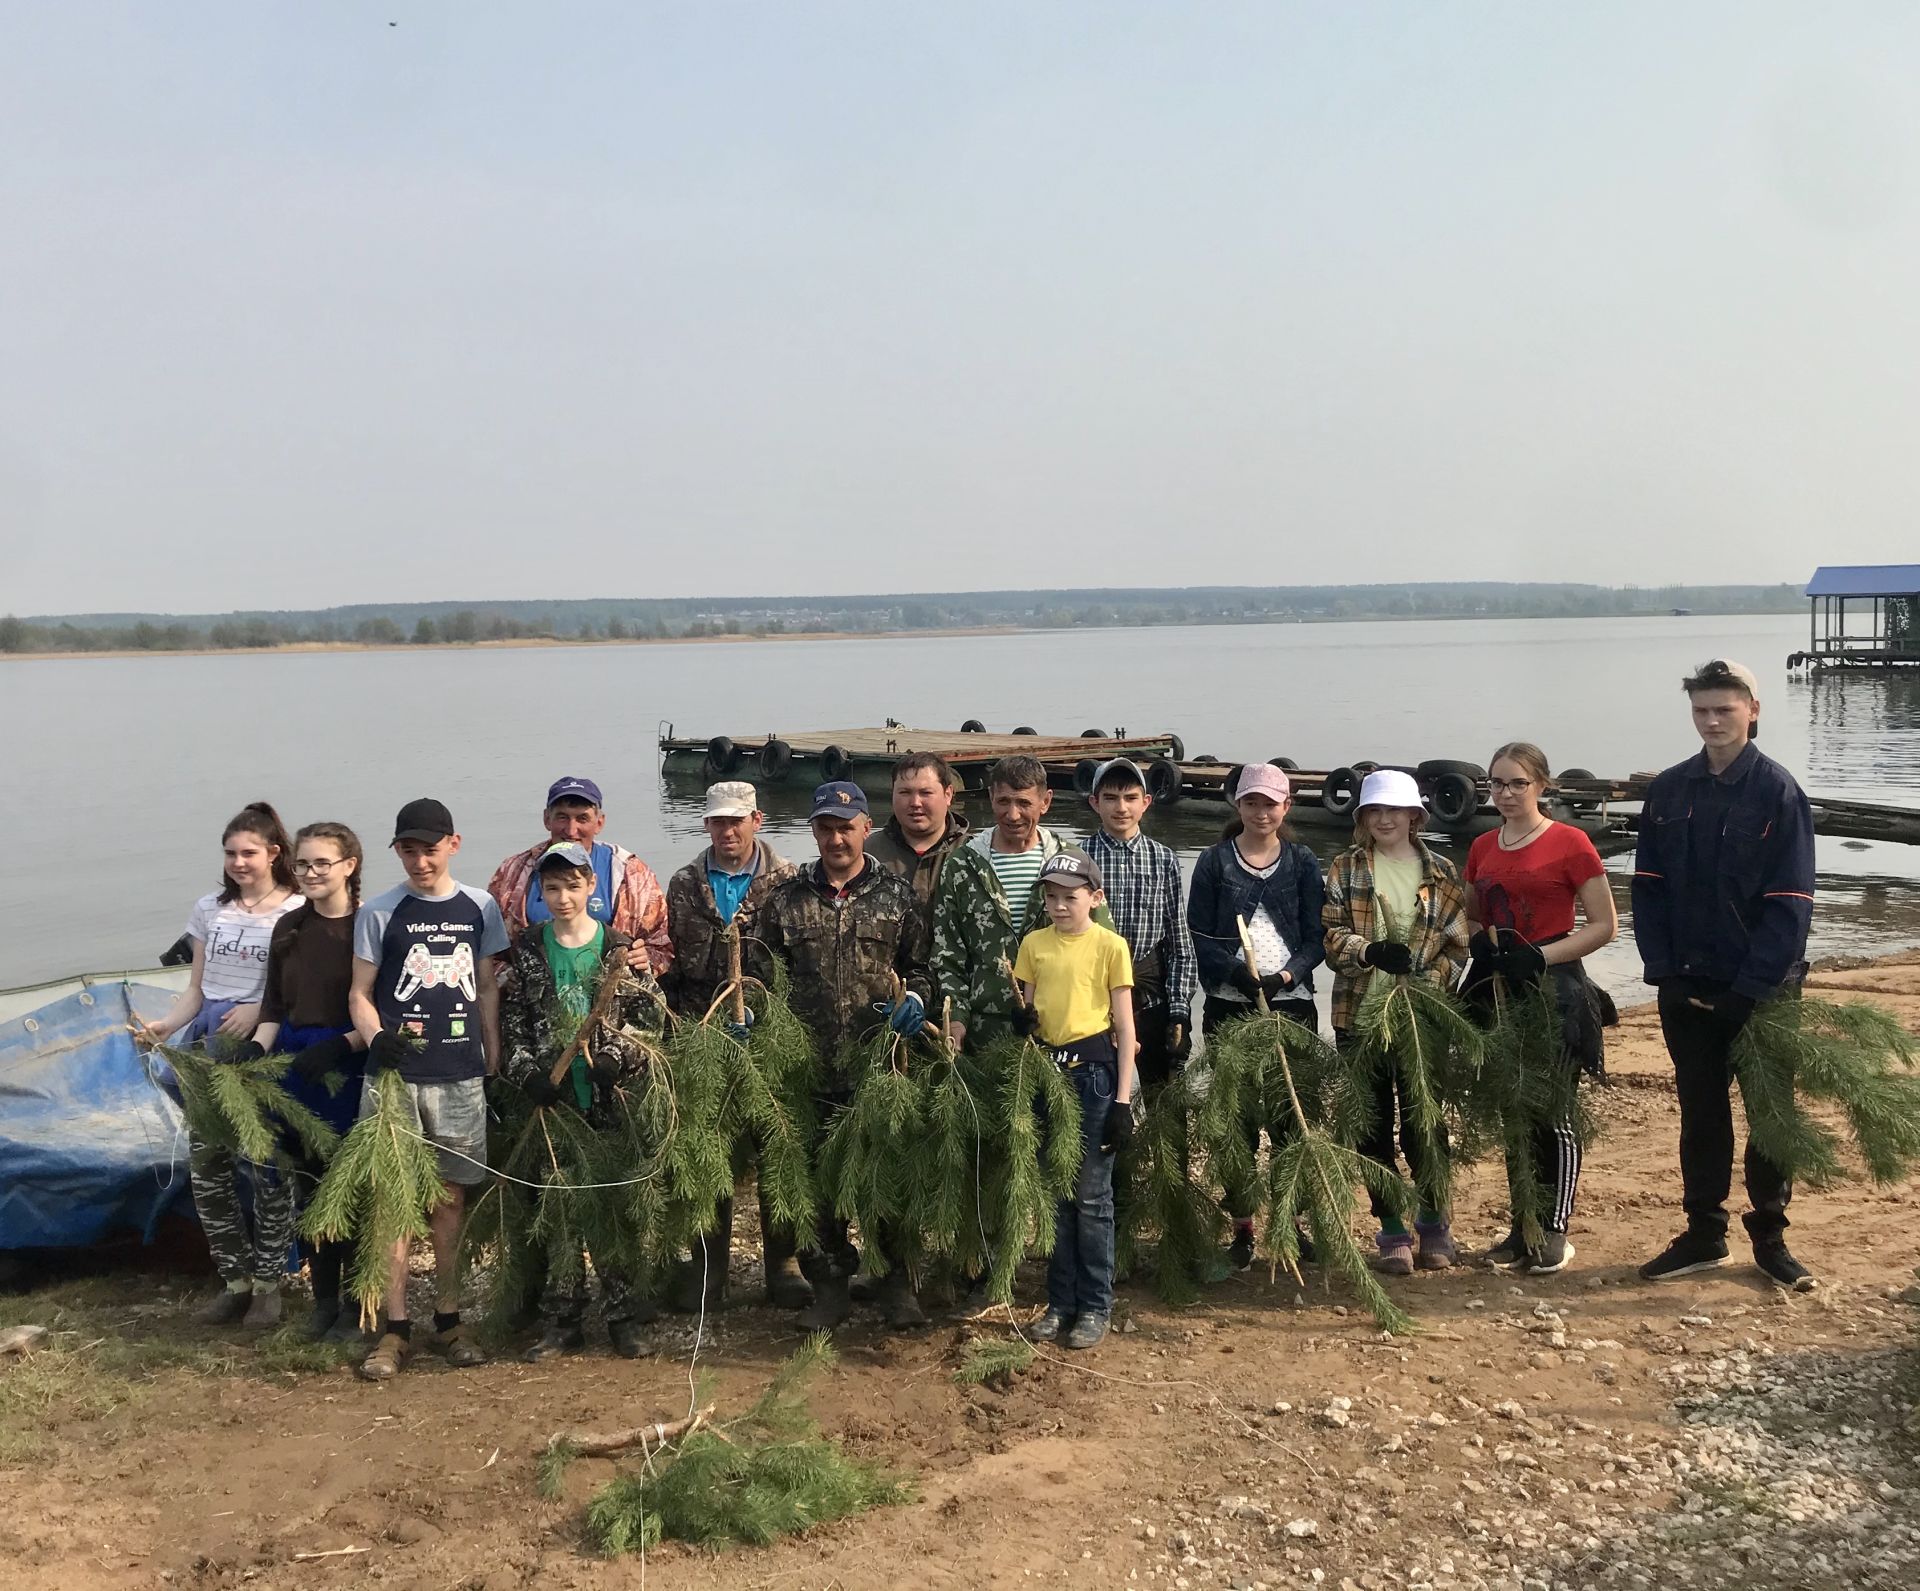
[1734,994,1920,1187]
[149,1040,341,1169]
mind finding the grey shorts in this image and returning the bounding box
[358,1074,489,1187]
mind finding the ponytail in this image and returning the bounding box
[219,802,296,901]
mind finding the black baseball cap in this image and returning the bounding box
[391,797,455,845]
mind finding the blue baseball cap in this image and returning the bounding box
[808,781,870,821]
[536,841,593,872]
[545,775,603,809]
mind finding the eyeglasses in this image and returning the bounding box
[1488,778,1535,794]
[293,858,344,874]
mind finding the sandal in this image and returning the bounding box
[429,1321,487,1368]
[358,1330,412,1382]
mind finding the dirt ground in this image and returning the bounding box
[7,956,1920,1591]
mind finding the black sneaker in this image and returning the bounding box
[1753,1242,1817,1292]
[1028,1309,1068,1343]
[1484,1227,1531,1270]
[1638,1230,1730,1282]
[1524,1233,1574,1276]
[1226,1227,1256,1271]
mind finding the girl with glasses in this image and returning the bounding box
[1462,743,1617,1273]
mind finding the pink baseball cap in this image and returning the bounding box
[1234,764,1292,804]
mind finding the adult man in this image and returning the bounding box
[933,755,1111,1053]
[760,782,932,1331]
[486,776,672,976]
[865,752,971,919]
[1632,659,1817,1290]
[659,781,803,1311]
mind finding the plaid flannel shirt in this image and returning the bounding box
[1321,839,1470,1031]
[1083,828,1197,1021]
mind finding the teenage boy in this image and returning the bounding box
[1080,759,1196,1090]
[1012,852,1137,1350]
[659,781,804,1312]
[349,798,509,1381]
[503,842,668,1361]
[760,782,932,1331]
[1633,660,1818,1290]
[866,752,971,918]
[486,775,673,975]
[933,754,1111,1053]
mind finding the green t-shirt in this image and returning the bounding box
[1359,854,1424,1020]
[542,921,605,1108]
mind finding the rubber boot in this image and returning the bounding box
[668,1198,731,1314]
[759,1185,812,1308]
[795,1274,850,1332]
[874,1267,929,1330]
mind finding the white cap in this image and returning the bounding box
[1694,658,1761,698]
[1357,768,1425,811]
[703,780,759,819]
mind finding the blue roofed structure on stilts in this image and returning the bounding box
[1792,565,1920,672]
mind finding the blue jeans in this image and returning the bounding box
[1045,1038,1118,1318]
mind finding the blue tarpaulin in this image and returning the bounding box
[0,980,192,1250]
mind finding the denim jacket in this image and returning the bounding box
[1630,742,1814,1000]
[1185,837,1326,1000]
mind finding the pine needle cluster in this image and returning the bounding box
[302,1068,450,1322]
[952,1335,1036,1387]
[1734,995,1920,1187]
[577,1335,913,1554]
[156,1040,340,1169]
[1117,1073,1228,1304]
[1348,973,1484,1215]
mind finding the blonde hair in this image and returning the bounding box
[1351,806,1426,846]
[1487,741,1553,790]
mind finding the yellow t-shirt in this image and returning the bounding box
[1012,923,1134,1047]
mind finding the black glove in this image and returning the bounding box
[523,1072,565,1108]
[1228,963,1262,999]
[1693,989,1756,1026]
[1468,929,1499,963]
[232,1040,266,1064]
[588,1050,623,1086]
[1167,1022,1193,1064]
[367,1030,413,1073]
[1100,1099,1135,1154]
[1362,941,1413,976]
[1494,938,1547,983]
[291,1034,356,1083]
[1258,971,1294,1002]
[1009,1003,1040,1039]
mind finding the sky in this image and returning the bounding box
[3,3,1918,615]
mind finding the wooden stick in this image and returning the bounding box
[292,1545,370,1562]
[727,927,748,1028]
[1234,916,1272,1015]
[1001,955,1027,1009]
[1236,915,1310,1290]
[545,951,629,1088]
[541,1403,717,1457]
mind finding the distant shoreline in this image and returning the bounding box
[0,608,1801,664]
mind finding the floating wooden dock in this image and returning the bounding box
[657,725,1920,847]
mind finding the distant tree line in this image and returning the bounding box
[1,583,1806,656]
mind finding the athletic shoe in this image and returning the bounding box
[1638,1229,1730,1282]
[1226,1226,1256,1271]
[1484,1227,1531,1269]
[1064,1313,1110,1350]
[1369,1232,1415,1277]
[1414,1220,1457,1272]
[193,1288,252,1326]
[1753,1242,1817,1292]
[1524,1233,1575,1275]
[1027,1309,1068,1343]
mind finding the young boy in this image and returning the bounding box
[349,798,509,1382]
[1081,759,1197,1093]
[502,842,667,1361]
[1011,852,1137,1350]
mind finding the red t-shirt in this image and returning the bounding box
[1464,822,1605,945]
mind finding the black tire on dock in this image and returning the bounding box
[1557,767,1596,782]
[1417,758,1487,783]
[821,744,854,782]
[1322,766,1362,817]
[1429,771,1479,828]
[1145,758,1183,805]
[1351,759,1380,775]
[1270,757,1299,772]
[960,719,987,733]
[1012,725,1038,736]
[706,735,739,775]
[1191,754,1221,766]
[1222,764,1246,801]
[759,738,793,779]
[1081,728,1108,739]
[1166,733,1186,762]
[1074,758,1101,796]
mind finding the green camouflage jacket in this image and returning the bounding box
[500,926,667,1124]
[930,827,1114,1045]
[659,841,797,1019]
[759,860,932,1076]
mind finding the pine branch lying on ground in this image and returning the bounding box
[570,1334,913,1553]
[952,1335,1035,1387]
[1735,995,1920,1187]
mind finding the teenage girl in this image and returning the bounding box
[1184,764,1325,1269]
[136,803,304,1327]
[1322,770,1471,1277]
[255,822,370,1340]
[1463,743,1616,1274]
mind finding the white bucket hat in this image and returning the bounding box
[1356,768,1425,811]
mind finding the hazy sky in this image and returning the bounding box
[4,3,1918,615]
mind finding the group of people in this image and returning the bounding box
[132,655,1819,1379]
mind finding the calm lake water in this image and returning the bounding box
[4,613,1918,997]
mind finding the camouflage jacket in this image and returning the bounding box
[659,841,797,1019]
[930,827,1114,1044]
[500,926,666,1123]
[864,813,971,917]
[758,860,932,1074]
